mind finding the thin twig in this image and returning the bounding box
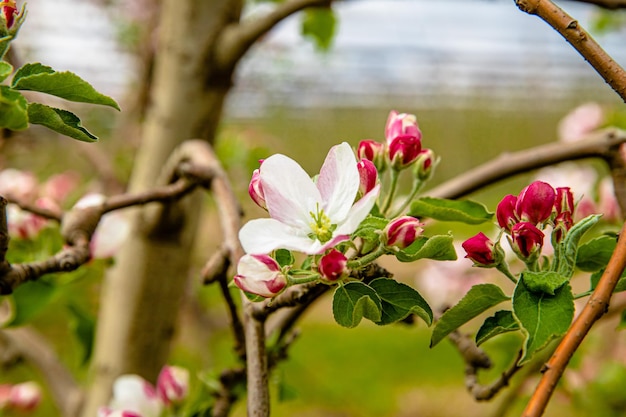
[522,220,626,417]
[515,0,626,101]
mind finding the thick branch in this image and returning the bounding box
[428,128,626,199]
[515,0,626,101]
[522,220,626,417]
[216,0,332,70]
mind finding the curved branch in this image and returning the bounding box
[515,0,626,101]
[522,219,626,417]
[427,128,626,199]
[216,0,332,70]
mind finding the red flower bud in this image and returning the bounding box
[384,216,424,249]
[515,181,556,224]
[388,135,421,170]
[357,140,386,171]
[510,221,544,261]
[462,232,496,266]
[553,211,573,244]
[357,159,378,195]
[555,187,574,216]
[1,0,17,29]
[248,168,266,210]
[318,249,348,281]
[496,194,519,232]
[385,110,422,144]
[414,148,436,181]
[234,254,287,298]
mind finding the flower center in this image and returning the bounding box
[308,204,336,243]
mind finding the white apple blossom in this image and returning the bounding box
[239,142,380,255]
[100,375,163,417]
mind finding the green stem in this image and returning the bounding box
[496,262,518,284]
[389,178,424,218]
[381,169,400,214]
[573,290,593,300]
[347,245,387,269]
[287,274,321,285]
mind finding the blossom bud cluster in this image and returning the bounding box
[356,110,435,175]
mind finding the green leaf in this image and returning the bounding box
[394,234,457,262]
[430,284,509,347]
[301,7,337,51]
[590,268,626,293]
[6,280,58,327]
[408,197,493,225]
[243,291,265,302]
[512,280,574,365]
[332,281,382,328]
[521,270,569,295]
[27,103,99,142]
[274,249,294,268]
[352,215,388,253]
[0,86,27,130]
[476,310,520,346]
[369,278,433,326]
[12,63,120,110]
[67,303,95,366]
[0,61,12,82]
[576,234,616,272]
[553,214,601,279]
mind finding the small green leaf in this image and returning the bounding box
[0,61,12,82]
[12,63,120,110]
[0,86,27,130]
[352,215,388,253]
[6,280,58,327]
[301,7,337,51]
[27,103,99,142]
[553,214,601,279]
[370,278,433,326]
[332,281,382,328]
[521,271,568,295]
[394,234,457,262]
[408,197,493,225]
[513,280,574,365]
[274,249,294,268]
[576,234,616,272]
[67,303,95,366]
[243,291,266,302]
[476,310,520,346]
[430,284,509,347]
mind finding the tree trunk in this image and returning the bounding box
[81,0,242,415]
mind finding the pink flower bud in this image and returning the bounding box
[511,221,544,261]
[553,211,573,244]
[414,148,436,181]
[248,168,266,210]
[385,110,422,144]
[8,382,41,411]
[555,187,574,217]
[384,216,424,249]
[357,159,378,195]
[357,140,386,171]
[515,181,556,224]
[496,194,519,232]
[234,254,287,298]
[318,249,348,281]
[1,0,17,29]
[157,365,189,405]
[462,232,496,267]
[388,135,422,170]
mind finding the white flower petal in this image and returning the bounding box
[239,218,318,254]
[335,184,381,235]
[110,375,162,417]
[317,142,360,222]
[261,154,321,228]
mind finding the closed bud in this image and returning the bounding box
[414,148,436,181]
[384,216,424,249]
[318,249,348,282]
[248,168,266,210]
[515,181,556,224]
[496,194,519,232]
[388,135,422,170]
[357,140,386,172]
[234,254,287,298]
[8,382,41,411]
[555,187,574,216]
[1,0,17,29]
[357,159,378,195]
[510,221,544,262]
[553,211,573,244]
[157,365,189,405]
[385,110,422,144]
[462,232,497,267]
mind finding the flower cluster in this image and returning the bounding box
[0,381,41,412]
[236,111,434,299]
[98,365,189,417]
[463,181,575,268]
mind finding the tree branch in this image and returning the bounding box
[427,128,626,199]
[216,0,332,70]
[515,0,626,102]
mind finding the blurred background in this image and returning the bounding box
[4,0,626,416]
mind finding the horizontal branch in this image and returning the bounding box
[428,128,626,199]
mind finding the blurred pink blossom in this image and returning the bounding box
[75,194,130,259]
[0,169,38,202]
[0,381,42,411]
[557,102,604,143]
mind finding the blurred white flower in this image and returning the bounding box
[557,102,604,143]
